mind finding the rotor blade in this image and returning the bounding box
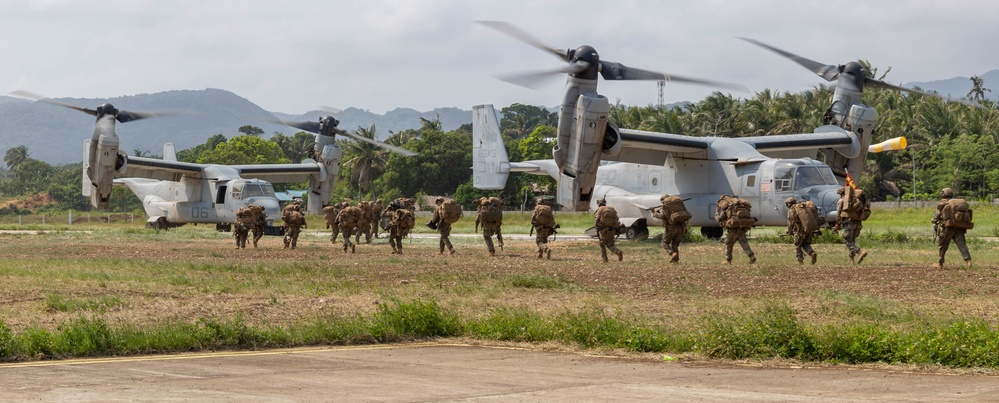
[599,61,749,92]
[270,118,323,134]
[496,62,590,90]
[477,20,569,63]
[333,127,418,157]
[116,110,187,123]
[8,90,98,116]
[865,78,987,109]
[738,37,840,82]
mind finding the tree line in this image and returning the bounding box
[1,74,995,215]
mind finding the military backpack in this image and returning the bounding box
[792,200,821,233]
[595,205,620,228]
[439,199,462,224]
[660,195,692,225]
[723,197,755,229]
[941,198,974,229]
[532,204,556,228]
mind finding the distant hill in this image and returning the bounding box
[0,89,474,165]
[903,69,999,102]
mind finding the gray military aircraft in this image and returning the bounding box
[471,23,969,239]
[9,91,412,232]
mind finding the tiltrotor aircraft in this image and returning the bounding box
[10,91,414,232]
[472,23,971,239]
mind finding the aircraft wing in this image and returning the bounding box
[232,161,323,183]
[604,129,709,165]
[122,156,205,181]
[740,126,853,152]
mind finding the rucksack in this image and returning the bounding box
[724,198,755,229]
[532,205,556,228]
[792,201,821,233]
[845,187,872,221]
[440,199,462,224]
[322,206,339,227]
[338,206,363,229]
[479,206,502,225]
[391,209,415,235]
[941,198,974,229]
[595,206,620,228]
[661,195,691,225]
[285,210,304,226]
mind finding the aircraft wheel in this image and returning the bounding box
[625,225,649,241]
[700,226,723,240]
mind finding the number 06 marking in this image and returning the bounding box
[191,207,210,219]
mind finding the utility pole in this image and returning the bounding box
[657,81,666,109]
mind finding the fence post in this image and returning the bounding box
[69,211,73,226]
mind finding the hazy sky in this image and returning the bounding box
[2,0,997,114]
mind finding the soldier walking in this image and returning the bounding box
[370,199,383,240]
[248,204,266,248]
[354,201,371,245]
[385,198,415,254]
[530,199,557,259]
[932,188,973,269]
[282,200,306,249]
[323,202,343,244]
[652,194,691,264]
[786,197,818,264]
[594,199,623,262]
[475,197,504,256]
[715,195,756,264]
[233,206,253,249]
[337,203,364,253]
[429,197,458,255]
[835,186,868,264]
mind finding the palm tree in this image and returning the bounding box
[4,145,29,171]
[967,76,992,102]
[341,124,388,195]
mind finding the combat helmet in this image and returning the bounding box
[785,197,797,207]
[596,198,606,207]
[940,188,954,198]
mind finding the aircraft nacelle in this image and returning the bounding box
[82,137,126,210]
[307,143,342,214]
[556,93,610,211]
[821,104,878,179]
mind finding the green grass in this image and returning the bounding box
[4,300,999,368]
[45,294,126,313]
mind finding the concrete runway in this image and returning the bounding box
[1,343,995,402]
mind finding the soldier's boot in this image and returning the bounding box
[489,249,496,257]
[965,259,972,268]
[616,250,624,262]
[537,249,544,259]
[810,251,818,265]
[669,252,679,264]
[933,262,943,269]
[601,251,609,263]
[796,259,804,265]
[748,254,757,265]
[546,249,551,260]
[449,248,456,256]
[857,251,868,264]
[849,253,856,264]
[723,258,731,265]
[351,244,356,254]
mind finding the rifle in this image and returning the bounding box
[644,197,693,211]
[933,222,939,243]
[529,225,534,236]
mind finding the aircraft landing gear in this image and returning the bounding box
[625,222,649,241]
[700,226,723,240]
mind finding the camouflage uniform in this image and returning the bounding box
[594,199,623,263]
[715,195,756,264]
[475,197,504,256]
[932,188,972,269]
[386,205,414,254]
[337,205,364,253]
[247,204,266,248]
[785,198,817,264]
[431,197,455,255]
[370,199,383,240]
[323,203,343,244]
[651,195,687,264]
[835,187,867,264]
[354,201,371,245]
[282,201,306,249]
[530,202,556,260]
[233,207,253,249]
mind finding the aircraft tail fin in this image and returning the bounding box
[472,104,510,190]
[163,143,177,161]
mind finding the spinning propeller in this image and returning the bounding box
[739,38,985,109]
[273,112,417,157]
[9,90,179,122]
[478,20,748,92]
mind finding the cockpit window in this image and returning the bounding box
[794,166,837,190]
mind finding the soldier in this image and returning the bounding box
[530,198,558,259]
[430,197,457,255]
[715,195,756,264]
[282,200,306,249]
[248,204,267,248]
[337,203,364,253]
[354,201,371,245]
[233,206,253,249]
[385,200,415,254]
[932,187,973,269]
[370,199,383,240]
[322,202,343,244]
[835,187,868,264]
[786,197,818,264]
[475,196,504,256]
[651,194,690,264]
[593,198,624,262]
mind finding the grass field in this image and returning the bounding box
[0,206,997,368]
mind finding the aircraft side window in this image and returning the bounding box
[216,186,227,204]
[746,175,756,188]
[231,182,244,200]
[774,165,793,192]
[245,184,264,197]
[794,167,823,190]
